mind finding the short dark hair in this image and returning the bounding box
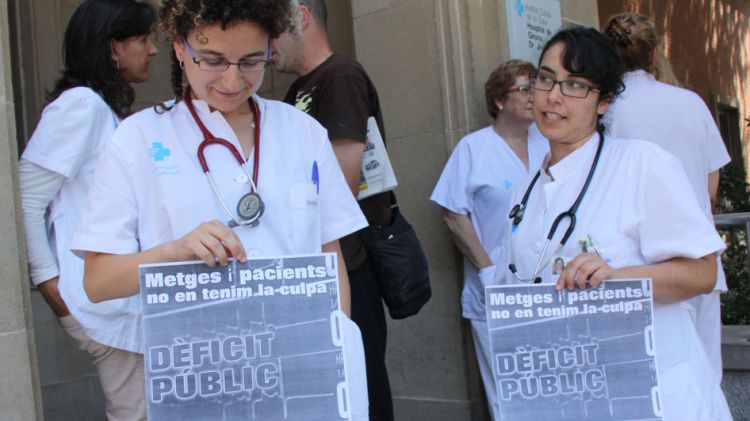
[49,0,157,118]
[299,0,328,25]
[484,59,535,119]
[539,25,625,102]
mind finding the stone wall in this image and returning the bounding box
[0,0,42,418]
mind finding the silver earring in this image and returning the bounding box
[179,60,185,70]
[115,59,120,72]
[497,105,503,112]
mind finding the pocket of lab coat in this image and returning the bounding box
[289,182,321,250]
[588,233,638,269]
[659,362,709,421]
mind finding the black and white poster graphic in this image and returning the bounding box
[139,253,353,420]
[485,280,662,420]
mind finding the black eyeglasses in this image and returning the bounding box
[183,38,270,73]
[530,72,600,98]
[506,85,532,96]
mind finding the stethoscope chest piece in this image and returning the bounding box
[509,203,525,226]
[233,191,265,227]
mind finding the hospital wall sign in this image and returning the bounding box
[504,0,562,64]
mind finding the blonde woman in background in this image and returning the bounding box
[603,12,731,382]
[431,59,548,420]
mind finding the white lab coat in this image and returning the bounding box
[72,95,369,419]
[430,124,548,320]
[495,133,732,420]
[21,87,133,350]
[430,124,548,420]
[605,69,731,379]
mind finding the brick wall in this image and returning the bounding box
[598,0,750,171]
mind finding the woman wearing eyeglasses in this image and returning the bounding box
[71,1,368,418]
[497,26,731,419]
[430,59,548,420]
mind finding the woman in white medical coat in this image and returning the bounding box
[430,59,548,420]
[497,26,732,420]
[19,1,158,419]
[603,12,731,382]
[71,0,369,418]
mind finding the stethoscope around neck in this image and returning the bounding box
[507,129,605,283]
[184,89,265,228]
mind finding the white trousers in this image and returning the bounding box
[470,319,499,421]
[59,315,146,421]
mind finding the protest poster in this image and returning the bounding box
[485,280,662,420]
[139,253,353,421]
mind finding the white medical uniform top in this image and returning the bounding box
[605,70,730,289]
[72,95,368,353]
[605,71,730,381]
[496,133,731,420]
[21,87,126,349]
[430,124,548,320]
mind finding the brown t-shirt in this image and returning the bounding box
[284,54,391,271]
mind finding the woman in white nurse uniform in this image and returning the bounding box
[603,12,731,382]
[19,1,158,419]
[497,26,732,420]
[71,1,368,418]
[430,59,548,420]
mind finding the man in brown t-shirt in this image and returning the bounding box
[272,1,394,420]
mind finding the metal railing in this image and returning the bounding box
[714,211,750,232]
[714,212,750,266]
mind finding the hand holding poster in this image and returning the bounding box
[485,280,662,420]
[139,253,361,421]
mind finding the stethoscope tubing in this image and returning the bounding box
[508,129,605,283]
[183,89,263,227]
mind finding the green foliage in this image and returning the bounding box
[717,163,750,324]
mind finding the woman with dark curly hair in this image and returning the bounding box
[19,1,157,419]
[71,0,368,418]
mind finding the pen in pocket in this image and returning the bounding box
[311,160,319,195]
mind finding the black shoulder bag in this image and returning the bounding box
[359,194,431,319]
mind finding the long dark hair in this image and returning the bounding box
[48,0,156,118]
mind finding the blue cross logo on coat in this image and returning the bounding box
[149,142,171,162]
